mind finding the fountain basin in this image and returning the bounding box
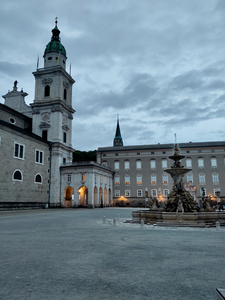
[131,210,225,227]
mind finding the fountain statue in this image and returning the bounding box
[164,143,199,212]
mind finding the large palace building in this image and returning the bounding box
[97,118,225,207]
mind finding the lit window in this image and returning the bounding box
[186,159,192,168]
[35,150,44,164]
[114,161,119,170]
[163,189,169,197]
[115,190,120,197]
[13,170,22,181]
[115,176,120,184]
[151,175,156,184]
[125,176,130,185]
[162,160,167,168]
[137,189,142,197]
[151,189,157,197]
[211,158,217,167]
[124,161,130,170]
[137,176,142,184]
[35,174,42,184]
[125,190,130,197]
[187,175,193,183]
[104,177,107,184]
[198,158,204,167]
[163,175,168,184]
[199,174,205,183]
[68,174,71,182]
[82,174,85,181]
[212,174,219,183]
[136,160,141,169]
[14,143,24,159]
[150,160,156,169]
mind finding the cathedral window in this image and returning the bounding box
[212,173,219,183]
[13,170,22,181]
[115,176,120,185]
[64,89,67,101]
[137,175,142,184]
[150,159,156,169]
[14,143,24,159]
[35,174,42,184]
[162,159,167,168]
[198,158,204,168]
[186,158,192,168]
[35,150,44,164]
[44,85,50,97]
[114,161,119,170]
[42,130,48,140]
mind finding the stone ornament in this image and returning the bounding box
[42,78,53,85]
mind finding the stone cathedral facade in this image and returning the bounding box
[0,21,113,209]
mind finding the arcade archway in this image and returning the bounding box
[78,186,88,206]
[64,186,73,208]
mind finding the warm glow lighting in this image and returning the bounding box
[78,189,81,193]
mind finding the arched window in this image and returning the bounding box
[35,174,42,184]
[13,170,22,181]
[44,85,50,97]
[64,89,67,100]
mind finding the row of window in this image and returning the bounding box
[115,187,221,198]
[14,143,44,164]
[12,170,43,184]
[103,149,221,158]
[102,157,219,170]
[115,189,169,198]
[114,173,220,185]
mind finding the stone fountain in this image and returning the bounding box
[131,143,225,227]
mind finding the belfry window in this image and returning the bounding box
[64,89,67,101]
[45,85,50,97]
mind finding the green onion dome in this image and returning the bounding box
[44,21,67,57]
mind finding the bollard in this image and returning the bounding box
[117,214,120,223]
[216,221,220,231]
[113,218,117,226]
[103,216,106,224]
[141,219,144,229]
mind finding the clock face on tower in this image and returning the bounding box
[42,113,50,122]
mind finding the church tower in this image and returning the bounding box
[31,19,75,207]
[113,116,123,146]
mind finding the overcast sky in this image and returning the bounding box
[1,0,225,151]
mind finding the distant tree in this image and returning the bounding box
[73,150,96,162]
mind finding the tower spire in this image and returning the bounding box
[113,115,123,147]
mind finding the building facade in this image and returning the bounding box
[0,20,113,209]
[97,120,225,207]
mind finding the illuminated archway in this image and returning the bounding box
[78,186,88,206]
[64,186,73,208]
